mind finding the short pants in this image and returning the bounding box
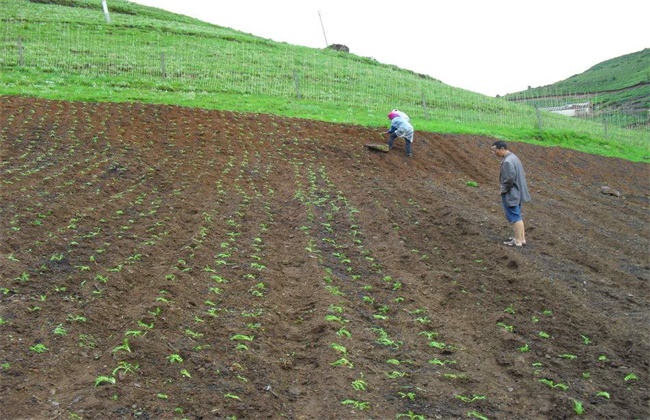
[502,195,522,223]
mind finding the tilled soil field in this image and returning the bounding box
[1,96,648,419]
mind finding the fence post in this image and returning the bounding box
[421,92,430,120]
[18,37,24,66]
[535,106,543,131]
[293,70,302,99]
[160,52,166,78]
[603,119,608,138]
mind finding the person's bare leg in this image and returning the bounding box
[513,221,525,245]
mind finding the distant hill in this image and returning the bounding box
[504,49,649,129]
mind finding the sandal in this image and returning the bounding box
[504,239,523,247]
[508,237,526,246]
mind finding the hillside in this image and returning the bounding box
[2,0,647,159]
[1,96,648,419]
[505,49,650,129]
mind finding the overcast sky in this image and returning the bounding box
[128,0,648,97]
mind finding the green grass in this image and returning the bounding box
[505,49,650,131]
[1,0,648,161]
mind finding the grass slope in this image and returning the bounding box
[0,0,648,160]
[505,49,650,129]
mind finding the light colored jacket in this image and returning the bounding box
[388,117,414,142]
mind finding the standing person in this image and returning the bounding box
[491,140,531,246]
[385,111,414,157]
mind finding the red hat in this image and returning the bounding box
[388,112,399,120]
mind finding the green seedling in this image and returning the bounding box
[67,314,87,322]
[418,331,439,339]
[596,391,610,399]
[517,343,530,352]
[467,411,489,420]
[167,354,183,363]
[112,361,139,375]
[362,296,374,304]
[224,393,240,400]
[351,377,367,391]
[193,344,211,351]
[16,272,30,282]
[429,341,446,349]
[330,343,347,354]
[466,181,478,187]
[325,285,345,296]
[341,399,370,410]
[330,358,354,368]
[30,343,48,353]
[497,322,514,332]
[598,355,609,361]
[336,328,351,338]
[328,304,343,313]
[538,331,550,339]
[503,304,515,314]
[112,338,131,354]
[572,399,584,415]
[230,334,254,341]
[157,393,168,399]
[581,334,591,345]
[180,369,191,378]
[559,354,577,360]
[396,411,426,420]
[324,315,348,324]
[386,371,407,379]
[138,320,154,329]
[398,392,416,401]
[185,329,204,338]
[53,324,68,336]
[456,394,486,403]
[94,376,116,387]
[539,378,568,390]
[624,373,638,381]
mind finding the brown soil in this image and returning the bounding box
[1,96,648,420]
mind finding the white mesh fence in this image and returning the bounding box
[1,20,647,144]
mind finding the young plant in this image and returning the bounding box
[112,361,139,376]
[572,399,584,415]
[467,411,489,420]
[94,376,116,386]
[351,376,367,391]
[112,338,132,354]
[341,399,370,410]
[539,378,568,391]
[456,394,486,403]
[29,343,48,353]
[167,354,183,363]
[396,412,425,420]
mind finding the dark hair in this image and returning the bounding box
[492,140,508,150]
